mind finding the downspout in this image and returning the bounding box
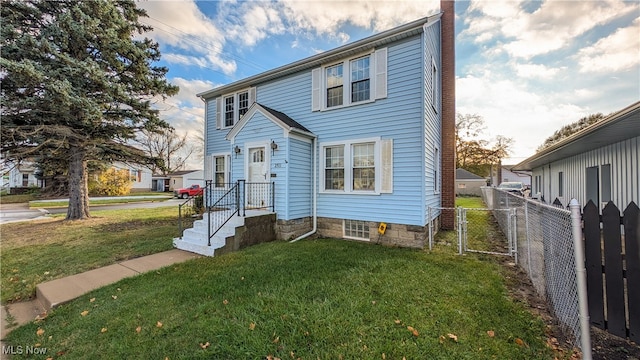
[290,135,317,242]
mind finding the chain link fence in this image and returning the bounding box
[481,187,590,355]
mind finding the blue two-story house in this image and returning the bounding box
[178,6,455,254]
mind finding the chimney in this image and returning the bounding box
[440,0,456,229]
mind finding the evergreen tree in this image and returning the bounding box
[1,0,178,219]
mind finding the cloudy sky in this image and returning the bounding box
[136,0,640,167]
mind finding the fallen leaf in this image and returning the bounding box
[407,326,419,337]
[135,326,141,334]
[272,336,280,344]
[249,322,256,330]
[199,342,210,349]
[35,343,41,347]
[112,295,117,300]
[101,327,107,333]
[439,335,446,344]
[223,299,229,305]
[241,276,245,280]
[89,298,96,303]
[394,319,401,325]
[81,310,89,316]
[156,321,163,328]
[36,328,44,336]
[447,333,458,342]
[371,301,376,305]
[487,330,495,338]
[515,338,528,347]
[381,353,386,359]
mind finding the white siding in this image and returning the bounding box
[532,136,639,209]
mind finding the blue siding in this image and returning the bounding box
[206,29,442,227]
[205,99,230,154]
[287,137,313,219]
[231,112,287,216]
[423,19,442,223]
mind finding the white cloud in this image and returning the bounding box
[137,0,237,74]
[577,16,640,73]
[513,63,561,79]
[462,0,639,59]
[277,0,438,40]
[456,71,588,161]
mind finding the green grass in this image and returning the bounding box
[0,193,38,204]
[5,239,552,359]
[0,207,180,303]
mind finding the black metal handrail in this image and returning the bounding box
[179,180,275,247]
[206,180,240,246]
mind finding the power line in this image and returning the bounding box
[143,15,268,72]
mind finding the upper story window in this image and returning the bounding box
[350,56,370,103]
[224,95,235,127]
[326,64,344,108]
[431,57,438,113]
[311,48,387,112]
[215,87,256,130]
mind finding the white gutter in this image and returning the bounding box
[290,136,317,242]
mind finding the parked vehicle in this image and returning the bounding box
[497,182,525,196]
[174,184,203,199]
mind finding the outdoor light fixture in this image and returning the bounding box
[270,140,278,155]
[234,145,241,158]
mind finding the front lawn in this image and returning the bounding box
[5,239,552,359]
[0,207,179,303]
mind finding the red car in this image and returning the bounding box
[174,184,203,199]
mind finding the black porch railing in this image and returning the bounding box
[179,180,275,247]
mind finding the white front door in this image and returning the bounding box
[248,147,267,206]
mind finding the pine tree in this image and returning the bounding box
[1,0,178,219]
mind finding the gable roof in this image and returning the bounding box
[197,14,442,100]
[226,103,315,141]
[456,168,485,180]
[513,101,640,171]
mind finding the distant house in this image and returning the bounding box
[8,162,44,192]
[501,167,531,186]
[512,101,639,209]
[111,161,153,192]
[168,170,204,191]
[456,168,486,196]
[189,4,457,249]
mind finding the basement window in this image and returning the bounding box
[344,219,370,240]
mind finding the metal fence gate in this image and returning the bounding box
[428,207,517,261]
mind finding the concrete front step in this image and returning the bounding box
[174,210,273,257]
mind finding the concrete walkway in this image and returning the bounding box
[1,249,200,340]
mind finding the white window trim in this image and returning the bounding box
[431,56,438,114]
[211,152,230,188]
[321,51,375,111]
[320,137,381,195]
[343,219,371,241]
[221,88,253,129]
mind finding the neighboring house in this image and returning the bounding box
[111,161,153,192]
[195,6,455,248]
[152,175,171,192]
[512,101,639,209]
[456,168,486,196]
[168,170,204,191]
[501,166,531,186]
[8,162,44,191]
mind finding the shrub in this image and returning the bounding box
[89,168,133,196]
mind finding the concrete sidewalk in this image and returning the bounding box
[1,249,199,340]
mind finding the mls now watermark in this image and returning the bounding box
[2,345,48,355]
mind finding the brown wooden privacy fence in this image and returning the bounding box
[583,200,640,343]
